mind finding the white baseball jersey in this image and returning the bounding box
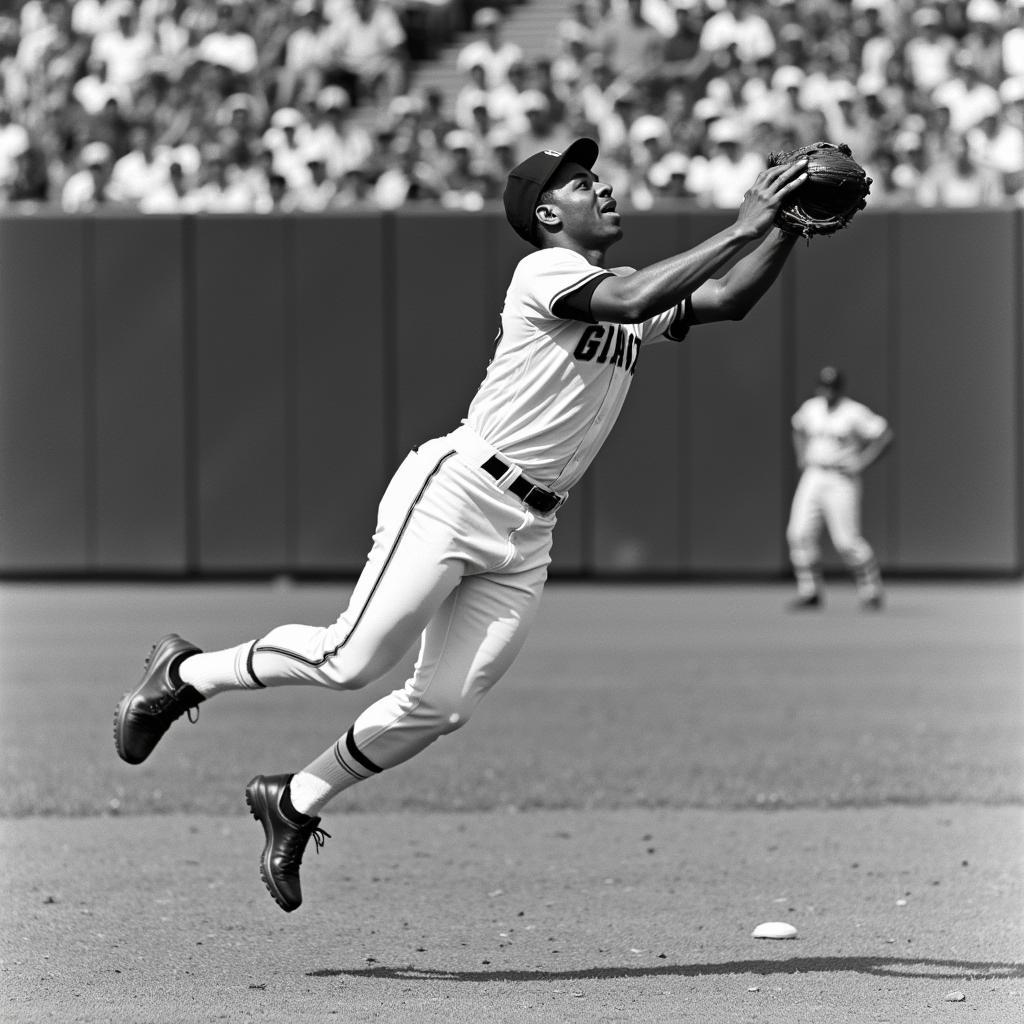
[466,247,690,492]
[792,395,888,472]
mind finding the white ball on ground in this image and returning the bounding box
[752,921,798,939]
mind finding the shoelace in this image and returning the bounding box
[280,825,331,871]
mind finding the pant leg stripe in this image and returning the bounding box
[252,450,458,669]
[245,642,266,688]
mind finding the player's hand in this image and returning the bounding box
[734,159,809,239]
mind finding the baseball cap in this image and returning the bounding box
[818,366,845,389]
[502,137,599,246]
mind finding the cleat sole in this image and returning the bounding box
[245,781,299,913]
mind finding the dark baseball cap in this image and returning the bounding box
[818,365,845,389]
[503,137,599,245]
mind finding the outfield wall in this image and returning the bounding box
[1,208,1021,577]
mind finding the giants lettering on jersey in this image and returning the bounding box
[572,323,640,375]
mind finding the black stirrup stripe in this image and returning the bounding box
[345,725,383,774]
[252,450,458,668]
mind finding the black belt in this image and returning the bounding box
[481,455,564,514]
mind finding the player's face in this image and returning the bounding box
[538,162,622,248]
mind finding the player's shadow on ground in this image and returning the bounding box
[309,956,1023,984]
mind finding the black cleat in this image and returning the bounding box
[788,593,823,610]
[114,634,204,764]
[245,774,331,913]
[861,593,885,611]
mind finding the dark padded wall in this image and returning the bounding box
[0,217,90,570]
[894,210,1019,570]
[683,212,789,573]
[92,216,188,570]
[192,216,290,571]
[587,211,688,574]
[0,210,1019,577]
[290,215,388,571]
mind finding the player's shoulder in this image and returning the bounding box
[510,246,604,289]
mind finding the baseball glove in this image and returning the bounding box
[766,141,872,238]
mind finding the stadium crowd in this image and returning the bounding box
[1,0,1023,212]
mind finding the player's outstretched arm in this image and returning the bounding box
[687,225,798,325]
[589,159,807,325]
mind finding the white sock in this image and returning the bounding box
[288,771,336,817]
[178,643,255,697]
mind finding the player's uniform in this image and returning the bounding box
[786,394,888,603]
[186,247,690,785]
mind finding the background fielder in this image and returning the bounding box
[786,365,894,610]
[115,137,810,912]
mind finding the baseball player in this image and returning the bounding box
[786,365,893,610]
[115,137,809,912]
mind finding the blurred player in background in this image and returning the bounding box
[786,365,893,610]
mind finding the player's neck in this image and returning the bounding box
[550,237,610,267]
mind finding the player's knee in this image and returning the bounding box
[422,692,475,735]
[835,539,868,565]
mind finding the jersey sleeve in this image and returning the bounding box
[516,249,616,322]
[791,400,810,430]
[638,297,694,344]
[853,402,888,440]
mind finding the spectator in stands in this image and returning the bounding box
[961,0,1006,86]
[486,58,531,131]
[138,0,192,83]
[771,65,821,142]
[510,89,574,163]
[72,54,131,118]
[596,0,665,85]
[333,164,373,206]
[139,149,200,211]
[932,52,1002,134]
[1004,2,1024,80]
[851,1,894,84]
[647,149,690,201]
[277,0,334,107]
[916,134,1002,206]
[698,0,774,66]
[904,7,957,94]
[91,3,154,96]
[686,117,764,208]
[438,128,487,209]
[0,102,30,188]
[325,0,408,106]
[658,0,714,101]
[372,135,441,207]
[454,61,494,130]
[293,146,338,210]
[5,140,50,203]
[305,85,373,180]
[262,106,312,187]
[456,6,522,89]
[110,120,168,203]
[821,80,878,163]
[968,101,1024,197]
[193,0,259,90]
[61,138,130,209]
[189,142,251,210]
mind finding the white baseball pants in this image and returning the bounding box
[786,466,880,597]
[231,426,556,776]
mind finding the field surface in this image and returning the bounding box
[1,580,1022,1023]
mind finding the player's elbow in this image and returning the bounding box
[717,295,753,321]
